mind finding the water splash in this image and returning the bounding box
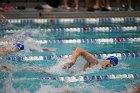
[23,38,43,52]
[47,57,70,75]
[120,84,134,93]
[1,72,30,93]
[36,82,117,93]
[36,84,75,93]
[2,73,17,93]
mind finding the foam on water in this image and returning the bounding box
[0,64,49,74]
[1,27,47,53]
[0,53,130,75]
[0,72,134,93]
[36,84,75,93]
[35,82,118,93]
[44,55,133,76]
[46,56,103,75]
[0,69,136,93]
[0,73,30,93]
[116,62,130,70]
[121,84,134,93]
[47,57,70,75]
[23,38,43,52]
[2,25,41,44]
[45,55,88,75]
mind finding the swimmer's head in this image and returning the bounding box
[102,56,118,68]
[106,56,118,66]
[14,42,24,50]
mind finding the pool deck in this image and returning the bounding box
[0,8,140,18]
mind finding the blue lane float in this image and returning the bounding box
[13,74,139,83]
[35,38,140,44]
[1,38,140,46]
[6,17,140,25]
[3,26,140,33]
[56,74,139,82]
[5,52,140,62]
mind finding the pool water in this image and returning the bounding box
[0,17,140,93]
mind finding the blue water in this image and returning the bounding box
[0,18,140,93]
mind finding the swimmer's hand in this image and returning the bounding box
[42,48,56,52]
[62,62,74,69]
[1,64,10,71]
[42,70,51,74]
[0,14,8,26]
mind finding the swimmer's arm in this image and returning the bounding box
[81,62,90,71]
[28,47,55,52]
[42,48,55,52]
[0,37,10,42]
[0,46,12,56]
[0,45,19,56]
[41,69,52,74]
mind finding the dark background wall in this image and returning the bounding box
[0,0,140,10]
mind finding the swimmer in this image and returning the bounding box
[0,29,54,53]
[0,14,8,26]
[0,42,53,56]
[63,47,118,71]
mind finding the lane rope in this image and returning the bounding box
[3,26,140,33]
[12,74,139,83]
[5,17,140,24]
[5,52,140,61]
[0,38,140,45]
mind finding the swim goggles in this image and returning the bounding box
[110,60,116,66]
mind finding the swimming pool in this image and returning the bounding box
[0,17,140,93]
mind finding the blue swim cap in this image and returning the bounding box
[106,56,118,66]
[15,42,24,50]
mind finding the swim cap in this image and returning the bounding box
[15,42,24,50]
[106,56,118,66]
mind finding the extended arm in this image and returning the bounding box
[0,37,11,42]
[42,48,55,52]
[0,45,19,56]
[29,47,55,52]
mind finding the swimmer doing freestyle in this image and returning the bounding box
[63,47,119,71]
